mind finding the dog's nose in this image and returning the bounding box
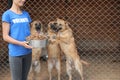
[35,23,41,30]
[50,24,55,28]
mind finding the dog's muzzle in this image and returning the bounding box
[35,23,41,32]
[50,23,62,32]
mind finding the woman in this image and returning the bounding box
[2,0,32,80]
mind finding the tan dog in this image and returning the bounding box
[47,21,61,80]
[27,20,46,80]
[54,18,88,80]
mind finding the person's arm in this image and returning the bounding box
[2,22,32,49]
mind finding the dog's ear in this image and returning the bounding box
[65,21,70,28]
[30,21,34,28]
[48,22,51,31]
[56,18,59,21]
[48,21,54,29]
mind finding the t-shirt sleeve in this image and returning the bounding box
[2,12,10,23]
[28,14,32,23]
[26,12,32,23]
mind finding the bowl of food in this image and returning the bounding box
[28,39,48,48]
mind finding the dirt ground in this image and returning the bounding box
[0,54,120,80]
[28,60,68,80]
[0,60,77,80]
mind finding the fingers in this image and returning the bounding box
[25,43,33,49]
[22,41,33,49]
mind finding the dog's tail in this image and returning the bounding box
[81,60,90,66]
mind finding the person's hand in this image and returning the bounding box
[20,41,32,49]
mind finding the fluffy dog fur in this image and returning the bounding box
[54,18,88,80]
[47,21,61,80]
[27,20,46,80]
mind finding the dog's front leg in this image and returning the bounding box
[57,31,72,44]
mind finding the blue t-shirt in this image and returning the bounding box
[2,10,32,56]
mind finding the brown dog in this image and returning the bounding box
[27,20,46,80]
[47,21,61,80]
[54,18,88,80]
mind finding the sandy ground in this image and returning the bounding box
[0,54,120,80]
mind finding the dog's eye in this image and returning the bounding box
[54,23,57,25]
[59,24,62,26]
[35,23,38,26]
